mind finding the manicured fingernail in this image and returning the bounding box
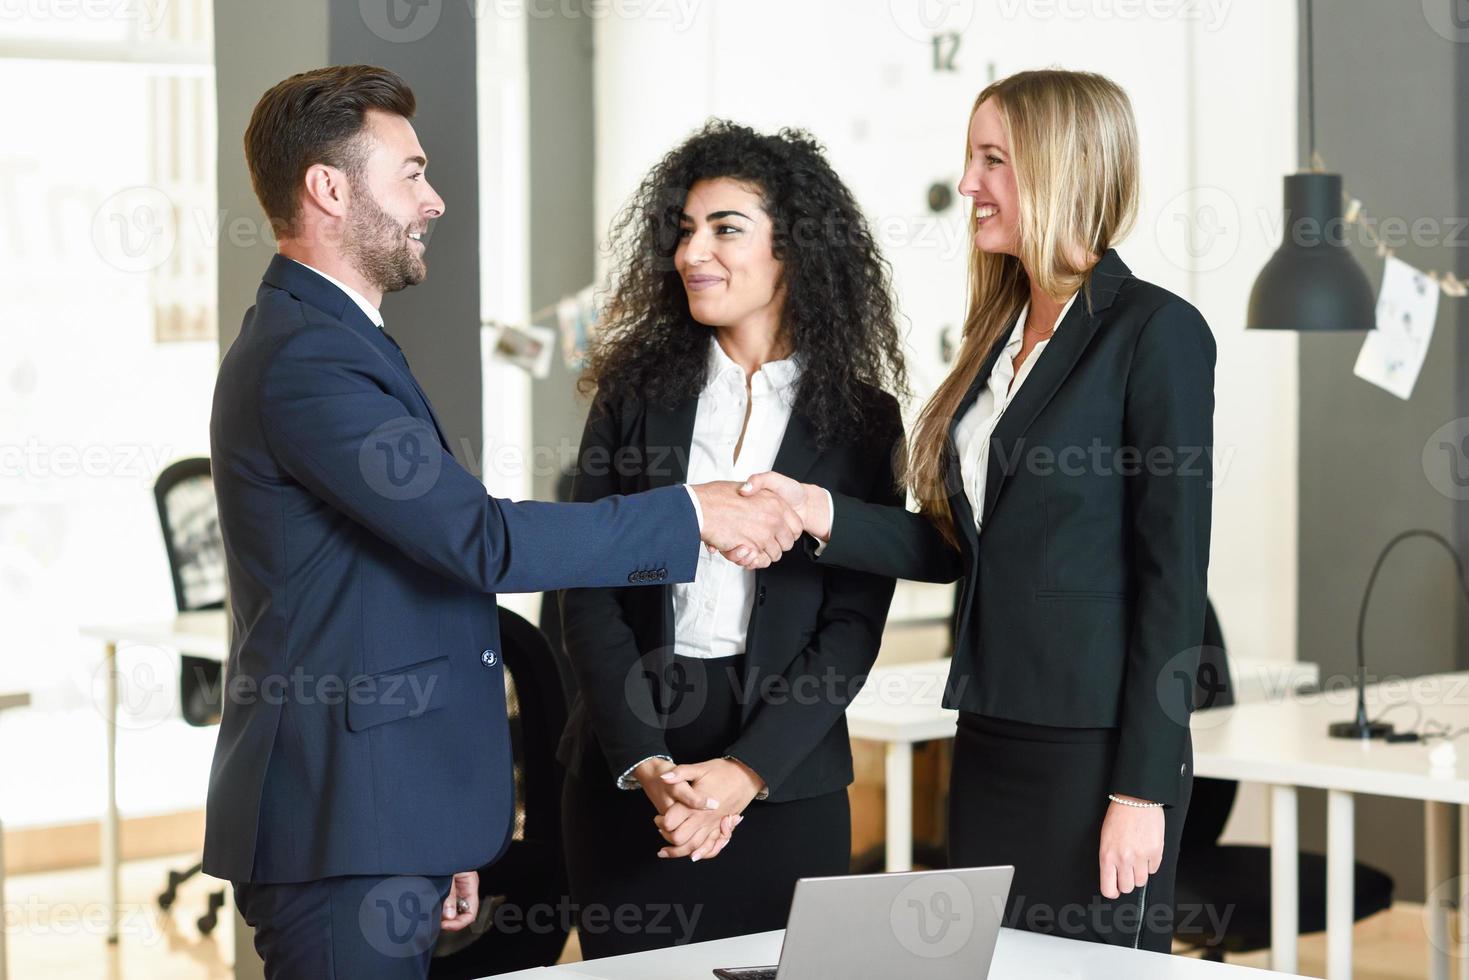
[735,815,745,825]
[660,772,677,781]
[691,854,701,863]
[741,482,753,492]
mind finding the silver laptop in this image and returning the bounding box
[713,866,1014,980]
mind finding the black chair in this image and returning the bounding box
[151,457,228,934]
[1174,600,1394,958]
[430,608,573,977]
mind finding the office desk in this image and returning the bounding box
[1192,672,1469,980]
[486,927,1292,979]
[79,611,227,944]
[843,656,1321,875]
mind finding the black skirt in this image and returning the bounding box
[562,653,850,960]
[947,711,1192,953]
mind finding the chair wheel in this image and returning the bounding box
[158,890,177,911]
[197,912,217,935]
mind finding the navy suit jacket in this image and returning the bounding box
[203,255,698,883]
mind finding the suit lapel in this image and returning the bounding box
[262,255,451,452]
[769,408,821,484]
[643,397,697,489]
[978,249,1131,527]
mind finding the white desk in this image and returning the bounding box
[0,691,32,980]
[1192,672,1469,980]
[844,656,1321,874]
[486,927,1292,979]
[79,612,228,944]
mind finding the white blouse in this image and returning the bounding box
[672,337,800,660]
[953,292,1078,533]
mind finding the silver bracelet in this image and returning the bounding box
[1108,793,1163,809]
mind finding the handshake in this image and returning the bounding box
[690,472,832,569]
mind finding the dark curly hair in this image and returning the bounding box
[581,119,908,449]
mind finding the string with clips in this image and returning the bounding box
[1311,151,1469,300]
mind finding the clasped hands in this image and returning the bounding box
[632,756,766,862]
[692,473,829,570]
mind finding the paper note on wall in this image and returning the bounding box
[1353,256,1439,400]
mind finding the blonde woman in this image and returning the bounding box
[745,69,1215,952]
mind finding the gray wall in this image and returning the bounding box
[214,0,483,472]
[1295,0,1469,902]
[527,7,598,502]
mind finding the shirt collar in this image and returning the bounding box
[1004,291,1079,350]
[290,259,384,329]
[706,335,801,393]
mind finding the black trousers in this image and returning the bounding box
[234,874,453,980]
[562,653,850,960]
[947,712,1191,953]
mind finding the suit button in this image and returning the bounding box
[757,585,767,604]
[658,569,667,581]
[481,649,497,668]
[627,572,637,583]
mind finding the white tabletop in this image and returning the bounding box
[1191,671,1469,803]
[488,927,1289,979]
[81,609,229,660]
[845,656,1321,745]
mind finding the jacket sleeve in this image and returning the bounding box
[723,395,905,799]
[1109,300,1216,807]
[806,428,962,584]
[557,399,675,782]
[259,327,698,595]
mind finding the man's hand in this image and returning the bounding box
[1098,797,1165,900]
[440,871,479,932]
[739,472,830,541]
[632,756,719,814]
[692,481,802,568]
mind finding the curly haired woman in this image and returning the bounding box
[556,119,909,957]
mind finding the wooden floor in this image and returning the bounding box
[0,854,1442,978]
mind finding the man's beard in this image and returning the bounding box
[343,178,426,295]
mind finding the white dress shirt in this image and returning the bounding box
[290,259,384,328]
[952,292,1077,533]
[673,337,800,659]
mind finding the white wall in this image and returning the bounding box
[595,0,1301,839]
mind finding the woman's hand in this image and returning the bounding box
[1098,796,1165,900]
[739,473,830,542]
[654,811,742,861]
[632,757,719,814]
[654,758,765,861]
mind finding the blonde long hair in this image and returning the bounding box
[906,69,1140,545]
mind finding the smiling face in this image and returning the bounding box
[343,108,445,294]
[673,177,785,331]
[957,97,1021,257]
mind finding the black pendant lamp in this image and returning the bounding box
[1246,0,1375,332]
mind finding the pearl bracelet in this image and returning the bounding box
[1107,793,1163,808]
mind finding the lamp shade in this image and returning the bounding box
[1247,172,1376,331]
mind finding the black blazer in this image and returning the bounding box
[557,384,903,802]
[813,250,1214,807]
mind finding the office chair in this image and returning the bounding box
[1174,599,1394,959]
[151,457,228,935]
[430,608,573,977]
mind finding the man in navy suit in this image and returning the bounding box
[205,64,801,979]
